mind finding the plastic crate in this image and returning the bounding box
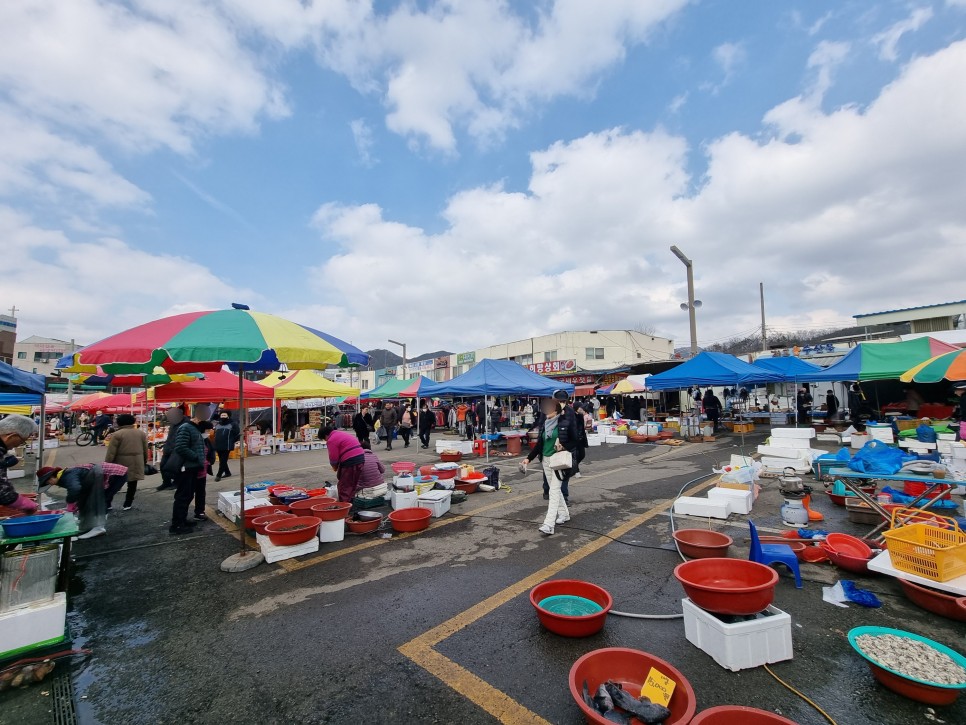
[352,495,385,510]
[882,510,966,582]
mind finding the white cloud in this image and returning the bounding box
[307,0,689,151]
[296,39,966,351]
[668,93,688,114]
[872,6,934,62]
[0,207,255,344]
[349,119,377,167]
[712,42,746,81]
[0,0,289,155]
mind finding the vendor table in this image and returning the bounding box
[868,550,966,596]
[828,468,961,542]
[0,514,79,591]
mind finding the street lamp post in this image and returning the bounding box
[388,339,411,441]
[670,246,700,357]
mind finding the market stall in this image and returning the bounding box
[258,370,360,444]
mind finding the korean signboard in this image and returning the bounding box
[435,356,449,369]
[457,352,476,365]
[526,359,577,375]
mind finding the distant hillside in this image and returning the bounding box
[364,348,453,369]
[705,322,913,356]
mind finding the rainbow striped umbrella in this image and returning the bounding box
[67,366,204,388]
[900,348,966,383]
[57,308,367,374]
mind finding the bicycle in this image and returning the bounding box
[75,425,115,446]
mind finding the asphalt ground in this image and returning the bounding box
[3,430,966,725]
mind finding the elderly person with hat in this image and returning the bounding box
[0,414,40,514]
[104,413,148,511]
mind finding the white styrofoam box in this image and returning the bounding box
[257,447,273,456]
[938,441,954,456]
[255,533,320,563]
[44,439,59,449]
[318,518,345,543]
[708,486,754,515]
[673,496,731,519]
[900,440,937,452]
[757,445,810,460]
[391,489,418,510]
[417,490,452,518]
[310,442,323,450]
[850,433,870,449]
[938,433,957,441]
[597,425,613,437]
[586,434,602,447]
[770,427,816,439]
[218,492,272,519]
[682,598,792,671]
[765,436,812,450]
[605,435,628,444]
[760,458,811,474]
[0,592,66,658]
[436,440,473,454]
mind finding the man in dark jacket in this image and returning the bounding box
[157,407,186,491]
[380,403,398,452]
[213,412,239,481]
[418,403,435,449]
[91,410,113,445]
[170,408,206,534]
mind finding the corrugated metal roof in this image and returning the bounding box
[854,300,966,319]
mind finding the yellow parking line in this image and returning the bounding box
[44,448,58,467]
[398,476,716,724]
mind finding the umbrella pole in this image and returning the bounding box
[220,365,264,572]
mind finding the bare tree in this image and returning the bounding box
[634,322,657,335]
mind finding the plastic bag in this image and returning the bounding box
[848,440,915,475]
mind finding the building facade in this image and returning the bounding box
[0,314,15,365]
[13,336,83,377]
[357,330,674,392]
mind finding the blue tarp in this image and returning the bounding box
[644,352,784,391]
[752,356,822,380]
[430,359,574,397]
[0,360,46,397]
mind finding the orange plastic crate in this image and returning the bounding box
[882,512,966,582]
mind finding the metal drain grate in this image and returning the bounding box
[50,672,77,725]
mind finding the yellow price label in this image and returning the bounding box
[640,666,675,707]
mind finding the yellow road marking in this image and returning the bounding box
[398,476,716,724]
[44,448,58,467]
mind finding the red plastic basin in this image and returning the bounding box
[529,580,612,637]
[263,516,320,547]
[822,544,871,574]
[454,481,478,494]
[691,705,799,724]
[346,515,382,534]
[243,504,288,528]
[672,529,733,559]
[251,511,294,536]
[311,501,352,521]
[434,467,458,480]
[391,462,416,474]
[388,507,433,532]
[903,480,952,501]
[673,559,778,615]
[568,648,696,725]
[898,579,966,622]
[289,496,336,517]
[824,533,872,559]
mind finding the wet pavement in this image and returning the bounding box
[3,432,965,724]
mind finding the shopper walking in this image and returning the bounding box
[399,404,414,448]
[104,414,147,511]
[352,406,372,446]
[522,398,575,536]
[380,403,398,452]
[213,412,239,481]
[418,402,435,449]
[169,407,206,534]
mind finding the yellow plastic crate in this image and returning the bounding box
[882,511,966,582]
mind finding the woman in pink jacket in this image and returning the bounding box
[319,426,366,502]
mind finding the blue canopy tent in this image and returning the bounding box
[0,361,47,492]
[431,360,573,460]
[752,356,822,379]
[644,352,784,391]
[431,359,574,397]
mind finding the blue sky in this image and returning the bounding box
[3,0,966,355]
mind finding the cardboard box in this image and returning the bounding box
[733,423,755,433]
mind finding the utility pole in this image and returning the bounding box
[759,283,767,351]
[670,246,699,357]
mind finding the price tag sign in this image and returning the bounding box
[640,667,675,707]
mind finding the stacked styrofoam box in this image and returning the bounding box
[0,593,67,659]
[850,433,870,449]
[586,434,602,447]
[217,492,272,520]
[391,490,418,510]
[605,435,628,444]
[707,487,754,515]
[255,533,319,563]
[682,598,792,671]
[436,440,473,455]
[673,496,731,519]
[867,424,895,444]
[597,424,613,437]
[760,428,820,474]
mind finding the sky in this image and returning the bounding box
[3,0,966,357]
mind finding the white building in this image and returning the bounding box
[13,336,83,377]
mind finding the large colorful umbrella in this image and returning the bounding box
[258,370,360,399]
[900,348,966,383]
[67,366,204,388]
[796,337,958,382]
[68,393,139,413]
[56,309,369,374]
[133,371,276,405]
[55,308,367,570]
[65,391,112,410]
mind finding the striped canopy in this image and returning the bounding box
[900,348,966,383]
